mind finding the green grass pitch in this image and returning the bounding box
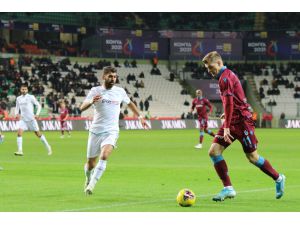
[0,129,299,212]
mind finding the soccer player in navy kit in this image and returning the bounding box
[202,51,285,201]
[190,89,215,149]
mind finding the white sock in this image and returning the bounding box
[276,175,283,182]
[40,135,51,152]
[84,163,94,181]
[17,137,23,152]
[90,160,107,183]
[224,186,233,190]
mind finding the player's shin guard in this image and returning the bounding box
[84,163,94,180]
[40,135,51,152]
[199,131,204,144]
[91,160,107,182]
[210,155,232,187]
[84,163,94,189]
[253,156,279,180]
[86,160,107,193]
[17,137,23,152]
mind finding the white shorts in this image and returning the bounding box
[86,132,119,158]
[18,120,40,132]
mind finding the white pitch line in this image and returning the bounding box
[60,184,300,212]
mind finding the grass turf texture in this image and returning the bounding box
[0,129,299,212]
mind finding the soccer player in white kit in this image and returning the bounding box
[80,66,149,195]
[14,83,52,156]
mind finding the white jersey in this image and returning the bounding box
[15,94,41,122]
[84,85,130,134]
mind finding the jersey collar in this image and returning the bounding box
[216,66,227,80]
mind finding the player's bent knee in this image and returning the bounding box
[208,143,224,157]
[100,151,111,160]
[17,130,23,136]
[208,146,216,157]
[100,155,108,160]
[246,152,259,164]
[100,146,113,160]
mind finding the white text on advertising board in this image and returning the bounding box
[285,120,300,128]
[125,120,151,130]
[195,120,219,129]
[161,120,186,129]
[41,121,73,131]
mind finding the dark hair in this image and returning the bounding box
[20,83,28,88]
[103,66,117,75]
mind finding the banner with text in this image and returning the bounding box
[1,119,298,132]
[170,38,243,60]
[244,39,300,60]
[0,119,221,132]
[101,36,168,59]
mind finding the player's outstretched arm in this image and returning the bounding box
[80,95,102,112]
[127,101,149,129]
[15,99,21,120]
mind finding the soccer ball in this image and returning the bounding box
[176,188,196,207]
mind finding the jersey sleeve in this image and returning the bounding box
[191,99,196,110]
[31,96,41,115]
[84,88,96,103]
[121,89,130,105]
[31,95,40,106]
[219,74,234,97]
[15,98,20,115]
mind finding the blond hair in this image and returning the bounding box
[202,51,222,64]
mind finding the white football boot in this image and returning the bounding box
[194,143,202,149]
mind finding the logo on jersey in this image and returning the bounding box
[101,99,119,105]
[196,104,203,108]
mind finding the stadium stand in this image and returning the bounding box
[1,13,299,31]
[1,12,300,124]
[0,56,193,119]
[253,63,300,117]
[0,13,136,28]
